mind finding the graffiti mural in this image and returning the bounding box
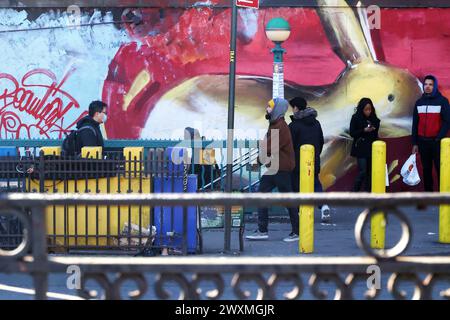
[1,1,450,190]
[0,68,83,139]
[0,8,128,139]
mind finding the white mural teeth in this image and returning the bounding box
[0,9,129,139]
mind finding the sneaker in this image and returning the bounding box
[245,230,269,240]
[321,205,331,223]
[283,232,299,242]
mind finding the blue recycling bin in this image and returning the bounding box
[0,147,17,157]
[0,147,22,192]
[153,147,198,253]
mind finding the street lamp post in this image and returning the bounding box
[265,18,291,99]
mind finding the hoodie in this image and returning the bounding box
[268,98,289,123]
[76,115,104,149]
[412,75,450,144]
[259,98,295,172]
[289,107,324,174]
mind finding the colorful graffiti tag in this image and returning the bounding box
[0,69,83,139]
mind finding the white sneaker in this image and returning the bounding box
[283,232,299,242]
[246,230,269,240]
[321,205,331,223]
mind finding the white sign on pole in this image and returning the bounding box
[273,62,284,99]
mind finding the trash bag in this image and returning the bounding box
[400,154,421,186]
[114,222,156,247]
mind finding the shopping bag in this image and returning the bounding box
[385,164,390,187]
[400,154,421,186]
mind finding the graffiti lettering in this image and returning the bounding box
[0,69,83,139]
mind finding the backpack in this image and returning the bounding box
[62,126,97,156]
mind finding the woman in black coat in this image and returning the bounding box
[349,98,381,192]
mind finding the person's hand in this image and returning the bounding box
[412,145,419,154]
[364,126,375,132]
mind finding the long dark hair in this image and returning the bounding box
[354,97,379,122]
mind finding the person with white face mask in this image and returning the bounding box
[76,100,107,152]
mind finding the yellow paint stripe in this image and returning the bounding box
[123,70,152,111]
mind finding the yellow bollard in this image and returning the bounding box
[41,147,61,156]
[124,147,144,176]
[439,138,450,243]
[81,146,102,159]
[299,144,315,253]
[371,141,386,249]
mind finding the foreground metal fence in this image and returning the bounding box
[0,192,449,300]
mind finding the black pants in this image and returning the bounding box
[257,172,299,235]
[353,158,371,192]
[418,138,440,192]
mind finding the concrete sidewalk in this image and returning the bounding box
[200,205,450,256]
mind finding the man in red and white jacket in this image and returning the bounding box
[411,75,450,191]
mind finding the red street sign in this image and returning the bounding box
[236,0,259,9]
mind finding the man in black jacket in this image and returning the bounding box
[411,75,450,191]
[76,100,107,152]
[289,97,331,223]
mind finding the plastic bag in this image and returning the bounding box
[400,154,421,186]
[385,164,390,187]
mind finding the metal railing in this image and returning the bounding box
[0,139,263,193]
[0,192,450,300]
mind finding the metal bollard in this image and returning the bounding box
[440,138,450,243]
[81,146,102,159]
[40,147,61,156]
[299,144,314,253]
[371,141,386,249]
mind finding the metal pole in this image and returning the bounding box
[32,206,48,300]
[224,1,238,253]
[271,42,286,99]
